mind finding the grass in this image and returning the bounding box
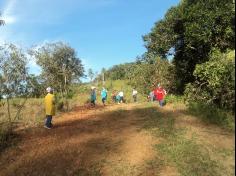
[0,97,234,175]
[0,85,234,175]
[156,136,221,176]
[141,103,232,176]
[187,102,235,131]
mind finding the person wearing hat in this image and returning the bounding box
[154,84,167,107]
[44,87,55,129]
[90,86,96,107]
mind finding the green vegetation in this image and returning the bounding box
[184,50,235,112]
[143,0,234,93]
[187,102,235,131]
[140,102,233,176]
[0,0,235,174]
[96,0,235,129]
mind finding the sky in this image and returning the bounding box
[0,0,179,80]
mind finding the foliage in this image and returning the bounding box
[26,74,45,98]
[87,68,95,82]
[104,57,176,94]
[143,0,235,93]
[0,44,28,98]
[0,43,29,132]
[105,63,132,80]
[184,50,235,111]
[30,42,84,96]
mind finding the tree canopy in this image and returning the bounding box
[30,42,84,96]
[143,0,235,93]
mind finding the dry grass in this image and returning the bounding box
[0,102,234,176]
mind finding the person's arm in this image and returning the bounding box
[163,89,167,95]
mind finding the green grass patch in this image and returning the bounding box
[141,105,226,176]
[156,135,221,176]
[188,102,235,131]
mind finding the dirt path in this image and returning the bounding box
[0,103,234,176]
[0,104,157,176]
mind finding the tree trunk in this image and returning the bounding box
[14,97,28,121]
[6,98,12,130]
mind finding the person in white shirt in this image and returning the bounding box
[132,88,138,102]
[118,91,124,103]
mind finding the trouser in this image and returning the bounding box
[133,95,137,102]
[102,98,106,104]
[158,100,164,107]
[91,100,95,106]
[120,96,124,103]
[45,115,53,127]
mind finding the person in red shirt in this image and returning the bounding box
[154,84,167,107]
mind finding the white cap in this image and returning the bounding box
[91,86,96,90]
[46,87,53,93]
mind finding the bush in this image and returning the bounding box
[57,99,64,111]
[165,94,184,104]
[184,50,235,112]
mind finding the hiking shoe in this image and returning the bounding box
[44,125,52,129]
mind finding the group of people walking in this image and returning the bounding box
[90,86,108,106]
[92,87,139,105]
[43,84,166,129]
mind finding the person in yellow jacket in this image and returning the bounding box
[44,87,55,129]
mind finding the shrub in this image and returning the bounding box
[184,50,235,112]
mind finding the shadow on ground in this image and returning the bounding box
[0,104,234,176]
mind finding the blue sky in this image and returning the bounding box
[0,0,179,80]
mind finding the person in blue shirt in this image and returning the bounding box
[116,94,121,104]
[101,87,108,106]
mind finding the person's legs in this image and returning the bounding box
[45,115,52,128]
[91,100,95,107]
[159,100,164,107]
[151,96,155,102]
[120,96,123,103]
[102,98,106,105]
[135,95,137,102]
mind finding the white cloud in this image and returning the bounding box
[1,0,116,25]
[0,0,116,75]
[1,0,17,25]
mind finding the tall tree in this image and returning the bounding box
[87,68,95,83]
[0,44,29,128]
[30,42,84,96]
[144,0,235,93]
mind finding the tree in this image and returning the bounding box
[26,74,44,98]
[30,42,84,96]
[0,44,29,129]
[87,68,95,82]
[143,0,235,93]
[185,50,235,111]
[127,57,175,94]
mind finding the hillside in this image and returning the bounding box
[0,102,234,176]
